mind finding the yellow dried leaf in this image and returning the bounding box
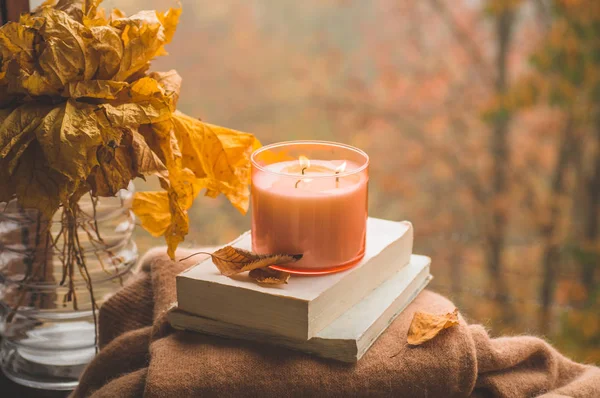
[210,246,302,277]
[0,106,44,178]
[156,7,181,44]
[109,8,126,22]
[0,22,36,69]
[171,111,259,212]
[64,80,128,99]
[407,309,459,346]
[13,142,71,220]
[131,191,171,237]
[88,146,134,197]
[110,8,179,81]
[88,25,123,79]
[133,112,258,258]
[165,188,189,259]
[149,70,182,108]
[195,178,249,213]
[19,8,96,95]
[249,268,291,285]
[18,70,58,97]
[53,0,86,21]
[7,134,35,175]
[133,168,203,258]
[133,124,189,259]
[155,122,183,171]
[129,76,164,98]
[82,0,104,20]
[110,101,170,125]
[0,107,16,125]
[35,100,116,182]
[100,78,173,127]
[0,103,53,159]
[131,130,167,176]
[89,127,166,196]
[172,168,204,209]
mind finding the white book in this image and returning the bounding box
[176,218,413,340]
[170,255,432,363]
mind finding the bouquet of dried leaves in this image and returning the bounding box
[0,0,258,330]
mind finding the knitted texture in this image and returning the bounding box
[71,248,600,397]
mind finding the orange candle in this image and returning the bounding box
[251,141,369,275]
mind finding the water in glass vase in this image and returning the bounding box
[0,186,138,390]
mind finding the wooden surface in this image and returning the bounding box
[0,369,69,398]
[0,0,29,24]
[0,337,68,397]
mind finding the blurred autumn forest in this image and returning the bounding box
[43,0,598,363]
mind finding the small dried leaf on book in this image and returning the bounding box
[407,308,459,346]
[248,267,291,285]
[211,246,302,277]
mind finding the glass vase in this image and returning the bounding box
[0,186,138,390]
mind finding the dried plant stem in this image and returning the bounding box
[60,209,69,286]
[73,211,99,351]
[178,251,228,263]
[6,259,43,322]
[178,250,302,265]
[65,206,78,310]
[7,195,118,353]
[80,201,124,287]
[6,219,51,323]
[81,224,110,273]
[90,193,105,244]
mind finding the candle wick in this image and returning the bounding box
[296,167,308,188]
[335,171,340,187]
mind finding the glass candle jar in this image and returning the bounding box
[251,141,369,274]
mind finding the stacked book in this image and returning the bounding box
[169,218,432,362]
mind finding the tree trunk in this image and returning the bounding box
[487,7,515,315]
[581,111,600,295]
[539,116,575,330]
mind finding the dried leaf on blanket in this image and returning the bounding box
[407,308,459,345]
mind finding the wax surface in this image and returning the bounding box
[251,160,368,270]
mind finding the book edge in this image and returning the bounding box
[356,267,432,361]
[177,276,310,339]
[168,254,430,363]
[307,221,414,337]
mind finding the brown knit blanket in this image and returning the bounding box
[71,248,600,398]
